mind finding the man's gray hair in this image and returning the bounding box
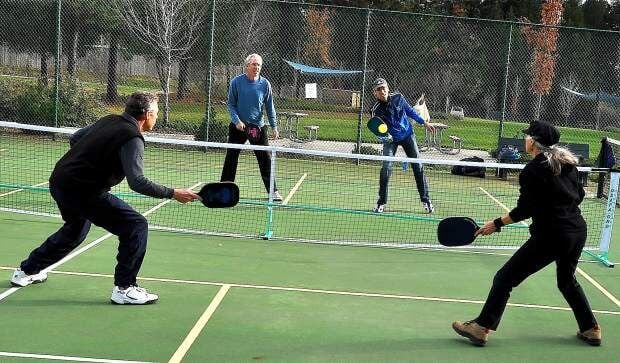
[244,53,263,66]
[125,91,159,117]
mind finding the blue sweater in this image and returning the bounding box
[227,74,277,128]
[370,93,425,142]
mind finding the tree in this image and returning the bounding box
[113,0,207,126]
[0,0,57,85]
[520,0,563,121]
[303,7,334,67]
[558,72,580,122]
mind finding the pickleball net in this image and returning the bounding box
[0,121,616,266]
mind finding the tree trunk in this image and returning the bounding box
[40,53,48,86]
[106,32,119,103]
[177,58,189,100]
[67,29,78,79]
[164,62,172,127]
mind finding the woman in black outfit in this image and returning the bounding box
[452,121,601,346]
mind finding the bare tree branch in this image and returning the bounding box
[112,0,207,126]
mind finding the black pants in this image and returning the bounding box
[220,123,276,193]
[475,230,597,332]
[20,185,148,287]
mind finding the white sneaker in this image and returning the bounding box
[110,285,159,305]
[373,204,386,213]
[422,201,434,213]
[272,190,283,202]
[10,268,48,287]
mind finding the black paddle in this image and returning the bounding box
[197,182,239,208]
[437,217,480,246]
[367,116,389,137]
[245,123,262,143]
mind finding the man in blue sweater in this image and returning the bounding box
[370,78,435,213]
[221,53,282,201]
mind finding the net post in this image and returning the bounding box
[593,171,618,267]
[263,149,276,240]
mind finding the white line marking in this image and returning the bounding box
[0,351,153,363]
[576,266,620,307]
[168,285,231,363]
[0,181,49,198]
[2,268,617,316]
[283,173,307,205]
[479,186,619,307]
[0,182,202,303]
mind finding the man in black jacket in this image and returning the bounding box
[10,91,199,305]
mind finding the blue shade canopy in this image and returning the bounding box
[284,60,363,76]
[562,86,620,105]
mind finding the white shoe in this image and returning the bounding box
[10,268,48,287]
[271,191,283,202]
[422,201,434,213]
[111,285,159,305]
[373,204,386,213]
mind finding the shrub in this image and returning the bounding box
[11,80,101,127]
[195,107,229,142]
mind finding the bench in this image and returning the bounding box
[496,137,590,183]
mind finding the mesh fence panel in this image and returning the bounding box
[0,0,619,158]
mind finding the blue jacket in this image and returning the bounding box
[370,93,425,142]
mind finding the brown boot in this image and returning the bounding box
[452,320,490,346]
[577,324,602,346]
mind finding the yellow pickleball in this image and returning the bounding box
[378,123,388,134]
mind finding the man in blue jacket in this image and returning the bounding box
[370,78,435,213]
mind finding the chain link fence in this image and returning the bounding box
[0,0,619,160]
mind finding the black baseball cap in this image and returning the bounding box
[372,78,388,90]
[522,121,560,147]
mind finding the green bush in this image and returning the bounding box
[10,80,101,127]
[0,78,17,118]
[194,107,229,142]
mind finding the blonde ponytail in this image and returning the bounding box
[533,140,579,175]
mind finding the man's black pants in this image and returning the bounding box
[475,230,597,332]
[220,123,276,193]
[20,184,148,287]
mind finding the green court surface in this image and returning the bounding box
[0,210,618,362]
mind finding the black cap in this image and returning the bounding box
[522,121,560,147]
[372,78,388,90]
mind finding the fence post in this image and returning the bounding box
[355,7,371,163]
[498,23,513,149]
[204,0,217,143]
[54,0,62,128]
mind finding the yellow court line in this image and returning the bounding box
[0,181,48,198]
[168,285,231,363]
[283,173,307,205]
[479,186,619,307]
[1,268,617,316]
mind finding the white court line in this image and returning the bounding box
[0,351,152,363]
[0,181,49,198]
[2,267,617,316]
[0,182,202,303]
[168,285,231,363]
[283,173,307,205]
[479,186,620,307]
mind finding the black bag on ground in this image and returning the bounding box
[451,156,486,178]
